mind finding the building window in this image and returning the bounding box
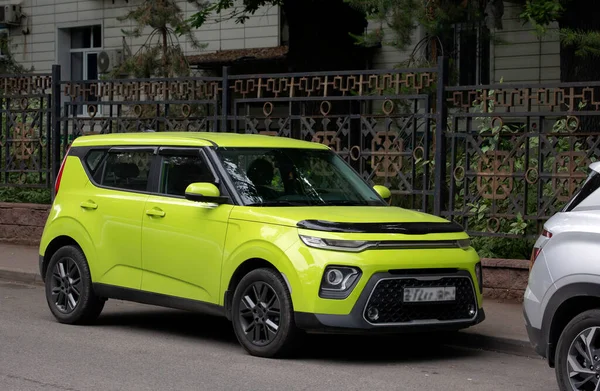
[70,25,102,116]
[451,22,491,86]
[0,29,8,59]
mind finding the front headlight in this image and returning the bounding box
[299,235,368,252]
[475,262,483,294]
[319,266,362,299]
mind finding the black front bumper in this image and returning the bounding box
[295,270,485,334]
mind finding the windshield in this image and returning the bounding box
[218,148,386,207]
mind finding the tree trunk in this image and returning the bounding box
[162,27,168,77]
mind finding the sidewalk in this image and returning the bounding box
[0,242,534,357]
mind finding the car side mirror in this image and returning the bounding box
[373,185,392,204]
[185,183,228,204]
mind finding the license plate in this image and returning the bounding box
[403,287,456,303]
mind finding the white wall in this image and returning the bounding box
[491,2,561,83]
[366,21,425,70]
[0,0,281,73]
[366,2,562,83]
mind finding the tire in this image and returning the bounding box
[44,245,105,325]
[231,268,299,358]
[555,309,600,391]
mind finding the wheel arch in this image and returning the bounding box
[39,217,96,282]
[41,236,82,280]
[224,258,276,319]
[544,283,600,367]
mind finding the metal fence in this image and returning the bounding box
[1,57,598,238]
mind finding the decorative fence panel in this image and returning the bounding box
[1,58,598,238]
[224,68,441,213]
[444,82,600,238]
[0,74,53,189]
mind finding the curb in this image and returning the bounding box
[0,268,536,358]
[0,268,44,286]
[448,331,536,358]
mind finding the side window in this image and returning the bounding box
[564,171,600,212]
[100,151,153,192]
[160,154,215,197]
[84,150,107,183]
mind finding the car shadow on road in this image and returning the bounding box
[93,307,483,363]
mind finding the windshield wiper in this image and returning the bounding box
[321,200,370,206]
[246,200,311,207]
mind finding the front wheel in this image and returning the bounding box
[44,245,105,325]
[231,268,298,358]
[555,309,600,391]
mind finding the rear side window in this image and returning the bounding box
[84,150,107,182]
[564,171,600,212]
[99,151,153,192]
[160,155,215,197]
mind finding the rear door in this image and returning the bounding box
[140,147,234,304]
[77,147,155,290]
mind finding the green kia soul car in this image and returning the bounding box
[39,132,484,357]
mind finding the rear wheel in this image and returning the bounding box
[45,245,105,325]
[555,309,600,391]
[231,268,298,358]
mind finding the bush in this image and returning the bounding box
[472,236,535,260]
[0,187,52,204]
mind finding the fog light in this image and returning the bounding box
[468,305,476,317]
[326,269,344,286]
[367,307,379,321]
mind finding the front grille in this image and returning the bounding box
[363,277,477,324]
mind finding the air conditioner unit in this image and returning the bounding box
[98,49,124,74]
[0,5,22,25]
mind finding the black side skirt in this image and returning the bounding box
[93,283,226,318]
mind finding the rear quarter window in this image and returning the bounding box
[85,150,106,172]
[564,171,600,212]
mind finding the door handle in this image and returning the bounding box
[145,208,166,218]
[80,201,98,210]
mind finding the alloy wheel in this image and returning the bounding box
[238,282,281,346]
[567,326,600,391]
[50,257,83,314]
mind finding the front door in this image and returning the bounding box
[141,148,234,304]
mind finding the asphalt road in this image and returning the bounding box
[0,280,557,391]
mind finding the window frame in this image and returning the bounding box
[82,146,158,194]
[69,25,103,118]
[155,147,226,200]
[76,145,245,204]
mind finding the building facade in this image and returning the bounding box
[0,0,561,84]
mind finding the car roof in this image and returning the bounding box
[71,132,330,150]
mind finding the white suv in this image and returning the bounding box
[525,162,600,391]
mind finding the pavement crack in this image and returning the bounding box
[0,372,82,391]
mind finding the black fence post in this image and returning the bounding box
[221,66,230,132]
[51,64,61,200]
[434,56,449,216]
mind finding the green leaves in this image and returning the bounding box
[187,0,283,29]
[560,28,600,57]
[520,0,563,31]
[113,0,209,78]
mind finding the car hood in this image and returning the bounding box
[229,206,464,235]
